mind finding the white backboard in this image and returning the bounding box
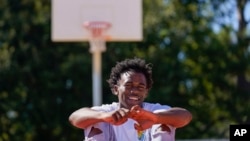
[51,0,142,42]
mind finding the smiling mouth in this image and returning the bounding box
[128,96,140,101]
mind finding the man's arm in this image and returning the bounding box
[69,107,130,129]
[153,107,192,128]
[69,108,105,129]
[129,106,192,130]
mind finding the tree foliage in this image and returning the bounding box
[0,0,249,140]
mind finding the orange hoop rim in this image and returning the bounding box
[83,21,112,39]
[83,21,111,30]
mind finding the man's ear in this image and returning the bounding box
[112,85,118,95]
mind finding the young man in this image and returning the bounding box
[69,58,192,141]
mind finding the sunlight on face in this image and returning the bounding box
[115,71,149,109]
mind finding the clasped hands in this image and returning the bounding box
[102,105,158,131]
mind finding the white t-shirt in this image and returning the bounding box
[85,102,176,141]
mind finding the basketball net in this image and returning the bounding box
[83,21,111,53]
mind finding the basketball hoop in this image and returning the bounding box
[82,21,112,106]
[83,21,111,53]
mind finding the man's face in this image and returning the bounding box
[114,71,149,109]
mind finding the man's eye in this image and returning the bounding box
[125,85,132,88]
[138,86,146,90]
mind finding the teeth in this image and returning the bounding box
[129,97,139,100]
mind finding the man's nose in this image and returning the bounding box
[130,86,140,93]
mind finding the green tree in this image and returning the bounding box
[0,0,90,140]
[137,0,250,139]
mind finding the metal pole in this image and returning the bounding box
[90,38,105,106]
[85,22,110,106]
[92,50,102,106]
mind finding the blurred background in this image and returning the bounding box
[0,0,250,141]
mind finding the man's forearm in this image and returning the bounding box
[69,108,104,129]
[154,107,192,128]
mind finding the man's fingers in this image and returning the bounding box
[130,105,141,113]
[110,108,130,125]
[119,108,130,117]
[134,123,143,131]
[129,105,143,118]
[113,118,128,125]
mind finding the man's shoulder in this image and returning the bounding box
[143,102,171,111]
[91,102,119,112]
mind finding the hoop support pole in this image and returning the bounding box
[84,21,111,106]
[92,49,102,106]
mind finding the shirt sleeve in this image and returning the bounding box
[143,102,171,112]
[91,102,119,112]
